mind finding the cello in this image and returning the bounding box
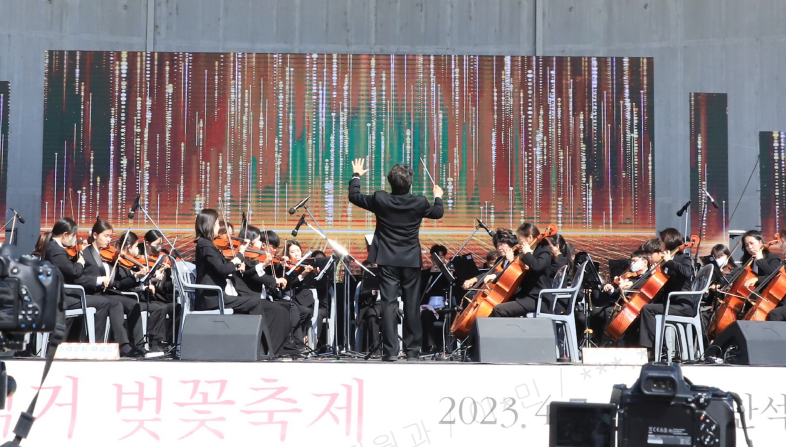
[605,235,700,342]
[450,224,558,340]
[741,236,786,321]
[708,234,780,339]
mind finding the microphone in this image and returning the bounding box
[703,188,720,209]
[676,200,691,217]
[476,218,496,238]
[288,196,310,215]
[291,214,306,237]
[128,195,141,219]
[9,208,24,224]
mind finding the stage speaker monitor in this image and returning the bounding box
[714,321,786,366]
[469,318,557,364]
[180,314,271,361]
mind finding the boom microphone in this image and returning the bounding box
[128,195,141,219]
[288,196,310,215]
[291,214,306,237]
[476,218,496,238]
[703,188,720,209]
[676,200,691,217]
[9,208,24,224]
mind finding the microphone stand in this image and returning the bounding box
[136,201,181,347]
[295,204,374,359]
[3,209,22,246]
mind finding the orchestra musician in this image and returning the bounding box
[357,259,382,355]
[488,223,554,317]
[282,240,319,343]
[111,231,170,353]
[42,218,144,356]
[637,228,695,356]
[763,228,786,322]
[420,244,450,354]
[348,158,444,362]
[738,230,781,291]
[462,229,519,291]
[699,244,735,328]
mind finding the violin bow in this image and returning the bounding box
[106,228,132,292]
[218,198,237,258]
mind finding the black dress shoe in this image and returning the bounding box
[381,356,397,362]
[120,345,146,358]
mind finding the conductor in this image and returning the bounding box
[348,158,444,361]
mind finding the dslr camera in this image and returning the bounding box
[550,362,738,447]
[0,243,65,409]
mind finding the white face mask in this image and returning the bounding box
[715,256,728,268]
[630,260,646,273]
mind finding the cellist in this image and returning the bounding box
[765,228,786,322]
[488,222,554,317]
[739,230,781,290]
[637,228,695,356]
[462,229,518,291]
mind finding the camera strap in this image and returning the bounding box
[5,286,68,447]
[729,392,754,447]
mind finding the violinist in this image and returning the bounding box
[420,244,451,354]
[637,228,695,355]
[194,209,266,316]
[282,240,319,343]
[41,217,133,356]
[227,225,294,355]
[43,218,145,357]
[462,229,518,291]
[488,222,555,317]
[112,231,170,353]
[358,259,382,355]
[143,230,180,348]
[33,232,50,258]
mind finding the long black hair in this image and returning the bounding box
[195,209,219,240]
[88,219,113,244]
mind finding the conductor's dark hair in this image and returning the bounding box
[659,228,685,251]
[493,228,518,248]
[387,164,414,195]
[195,208,220,240]
[88,219,113,244]
[51,217,78,237]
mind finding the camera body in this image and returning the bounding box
[0,244,63,351]
[613,362,736,447]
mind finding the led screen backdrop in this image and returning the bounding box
[42,51,654,233]
[0,81,8,218]
[689,93,728,243]
[760,131,786,238]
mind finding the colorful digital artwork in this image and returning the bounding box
[689,93,728,244]
[760,131,786,238]
[42,52,654,232]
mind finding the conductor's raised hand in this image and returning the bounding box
[351,158,369,177]
[433,184,443,198]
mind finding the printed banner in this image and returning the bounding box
[1,360,782,446]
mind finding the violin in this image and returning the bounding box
[614,270,639,285]
[65,240,88,259]
[605,234,700,342]
[119,253,147,270]
[99,245,120,263]
[451,224,558,340]
[708,234,780,339]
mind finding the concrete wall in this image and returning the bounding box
[1,0,784,250]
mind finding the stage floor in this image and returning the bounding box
[3,357,783,446]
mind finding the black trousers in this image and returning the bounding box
[638,300,695,348]
[358,302,382,353]
[110,295,146,348]
[767,305,786,321]
[140,300,170,345]
[64,293,130,345]
[259,299,289,354]
[420,309,442,351]
[378,265,421,359]
[489,297,544,318]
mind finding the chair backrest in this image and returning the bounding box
[691,264,714,294]
[551,265,568,289]
[171,260,196,311]
[570,261,588,292]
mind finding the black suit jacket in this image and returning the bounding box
[44,240,84,284]
[348,177,443,268]
[514,244,554,302]
[740,252,782,283]
[194,237,244,310]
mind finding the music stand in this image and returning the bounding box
[451,253,480,284]
[574,252,604,349]
[429,253,460,358]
